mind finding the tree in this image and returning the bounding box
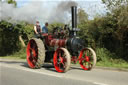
[101,0,128,60]
[102,0,128,12]
[102,0,128,44]
[78,8,88,24]
[7,0,17,6]
[0,0,35,55]
[0,20,20,55]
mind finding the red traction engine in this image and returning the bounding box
[26,6,97,73]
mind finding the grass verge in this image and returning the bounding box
[96,60,128,69]
[96,47,128,69]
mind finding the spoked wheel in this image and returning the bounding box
[26,38,45,69]
[53,48,71,73]
[79,48,96,70]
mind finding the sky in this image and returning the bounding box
[1,0,107,24]
[15,0,107,18]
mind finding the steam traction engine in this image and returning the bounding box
[26,6,96,73]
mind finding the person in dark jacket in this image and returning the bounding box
[34,21,42,34]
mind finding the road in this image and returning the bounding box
[0,59,128,85]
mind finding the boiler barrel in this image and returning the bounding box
[49,39,67,47]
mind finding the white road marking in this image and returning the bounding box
[1,63,63,78]
[93,82,109,85]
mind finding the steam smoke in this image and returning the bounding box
[0,1,77,24]
[48,1,78,23]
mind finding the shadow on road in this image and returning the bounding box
[0,60,29,68]
[70,66,83,70]
[43,63,57,72]
[43,63,85,72]
[0,60,85,72]
[0,60,27,65]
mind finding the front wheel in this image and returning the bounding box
[79,48,96,70]
[53,48,71,73]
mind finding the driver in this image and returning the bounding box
[34,21,42,34]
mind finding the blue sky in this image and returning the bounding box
[16,0,103,7]
[16,0,106,18]
[0,0,107,24]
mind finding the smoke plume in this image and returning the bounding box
[48,1,78,23]
[0,1,78,24]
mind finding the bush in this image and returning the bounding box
[10,47,26,59]
[96,47,117,62]
[0,20,34,56]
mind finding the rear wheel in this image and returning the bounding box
[53,48,71,73]
[26,38,45,69]
[79,48,96,70]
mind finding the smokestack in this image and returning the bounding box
[71,6,77,29]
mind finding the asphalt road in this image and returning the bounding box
[0,59,128,85]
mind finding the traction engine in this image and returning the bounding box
[26,6,97,73]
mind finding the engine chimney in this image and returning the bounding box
[71,6,77,29]
[71,6,77,36]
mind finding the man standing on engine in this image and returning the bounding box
[42,22,48,33]
[34,21,42,34]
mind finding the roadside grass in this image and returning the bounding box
[96,60,128,69]
[0,47,128,69]
[96,47,128,69]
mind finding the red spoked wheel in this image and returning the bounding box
[53,48,71,73]
[26,38,45,69]
[79,48,96,70]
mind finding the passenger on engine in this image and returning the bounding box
[34,21,42,34]
[42,22,48,33]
